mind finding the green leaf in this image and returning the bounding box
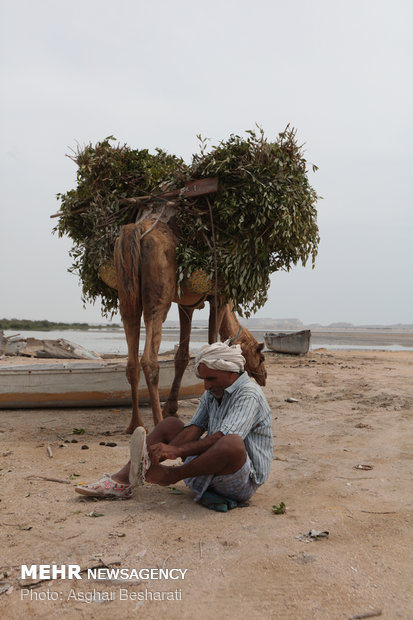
[272,502,286,514]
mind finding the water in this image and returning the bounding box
[4,329,413,355]
[310,343,413,352]
[3,329,209,356]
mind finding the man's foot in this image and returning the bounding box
[145,464,180,486]
[129,427,151,487]
[75,473,132,499]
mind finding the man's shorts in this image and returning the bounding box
[184,456,259,503]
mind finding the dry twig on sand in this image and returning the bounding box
[24,475,71,485]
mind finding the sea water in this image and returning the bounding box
[3,329,413,355]
[309,343,413,352]
[2,328,209,356]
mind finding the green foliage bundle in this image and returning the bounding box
[54,137,188,315]
[176,126,320,316]
[54,127,320,317]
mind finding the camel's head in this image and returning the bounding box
[243,342,267,386]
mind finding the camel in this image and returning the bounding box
[114,217,267,433]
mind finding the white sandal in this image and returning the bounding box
[75,473,132,499]
[129,427,151,487]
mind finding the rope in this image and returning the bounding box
[206,197,219,341]
[139,205,166,239]
[229,325,242,345]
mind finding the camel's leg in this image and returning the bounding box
[139,239,175,426]
[163,304,194,417]
[122,309,143,434]
[115,223,145,433]
[140,305,170,427]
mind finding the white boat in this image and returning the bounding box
[264,330,311,355]
[0,357,203,409]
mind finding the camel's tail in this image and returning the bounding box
[114,223,142,304]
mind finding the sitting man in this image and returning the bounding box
[76,341,274,505]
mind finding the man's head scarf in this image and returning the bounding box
[194,340,245,376]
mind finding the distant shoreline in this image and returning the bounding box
[0,319,122,331]
[2,318,413,332]
[2,320,413,350]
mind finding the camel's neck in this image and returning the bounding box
[218,306,253,346]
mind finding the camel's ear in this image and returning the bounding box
[257,342,265,352]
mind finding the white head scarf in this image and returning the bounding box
[194,340,245,376]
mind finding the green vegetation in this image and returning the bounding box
[272,502,286,514]
[54,137,187,316]
[0,318,121,331]
[54,126,320,317]
[176,126,320,316]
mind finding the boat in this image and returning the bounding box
[0,334,101,360]
[0,357,203,409]
[264,330,311,355]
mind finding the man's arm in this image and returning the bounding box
[173,431,223,460]
[149,427,223,465]
[169,424,204,447]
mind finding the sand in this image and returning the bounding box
[0,349,412,619]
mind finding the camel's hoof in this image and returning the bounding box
[162,402,178,417]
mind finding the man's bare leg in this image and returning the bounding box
[112,417,185,484]
[146,434,246,486]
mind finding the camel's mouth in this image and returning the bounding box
[251,371,267,387]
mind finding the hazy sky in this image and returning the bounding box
[1,0,412,326]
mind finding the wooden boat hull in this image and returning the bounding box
[0,358,203,409]
[264,330,311,355]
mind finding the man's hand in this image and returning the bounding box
[149,442,181,465]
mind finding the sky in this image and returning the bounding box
[1,0,412,326]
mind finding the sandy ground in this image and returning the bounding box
[0,349,412,620]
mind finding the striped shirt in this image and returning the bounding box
[187,372,274,485]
